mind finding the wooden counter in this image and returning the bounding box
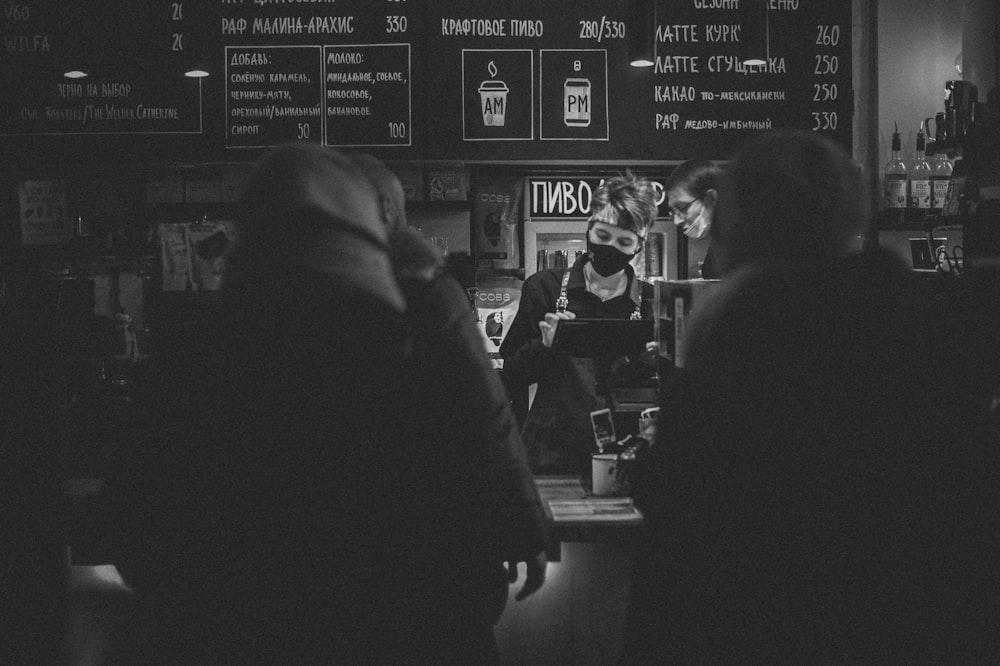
[533,475,643,560]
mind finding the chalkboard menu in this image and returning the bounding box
[640,0,852,158]
[1,0,207,136]
[0,0,852,164]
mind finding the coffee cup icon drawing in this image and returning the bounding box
[479,61,508,127]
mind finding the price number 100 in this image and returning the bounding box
[388,122,407,140]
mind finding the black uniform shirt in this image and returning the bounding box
[500,255,653,473]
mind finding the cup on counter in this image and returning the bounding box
[639,406,659,440]
[591,454,621,496]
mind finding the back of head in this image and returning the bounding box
[350,152,408,232]
[714,131,867,273]
[588,172,658,237]
[231,142,403,312]
[349,152,446,281]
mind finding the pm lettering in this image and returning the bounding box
[564,76,591,127]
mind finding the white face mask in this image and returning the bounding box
[682,208,710,240]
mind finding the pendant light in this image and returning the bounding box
[629,0,656,68]
[740,0,770,66]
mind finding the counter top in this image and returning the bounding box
[64,475,644,564]
[534,476,643,557]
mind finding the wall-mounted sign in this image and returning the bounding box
[527,176,669,219]
[462,50,534,141]
[1,0,852,163]
[539,49,609,141]
[18,179,69,245]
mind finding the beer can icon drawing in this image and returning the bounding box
[479,80,509,126]
[564,78,591,127]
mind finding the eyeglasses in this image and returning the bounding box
[668,198,701,222]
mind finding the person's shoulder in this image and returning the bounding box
[525,267,563,283]
[414,272,474,318]
[682,264,783,353]
[522,267,565,293]
[704,263,780,310]
[846,247,912,288]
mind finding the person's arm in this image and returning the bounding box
[625,268,770,661]
[435,277,550,598]
[498,276,558,389]
[442,280,548,588]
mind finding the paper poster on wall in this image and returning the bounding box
[472,176,522,270]
[425,162,469,201]
[473,273,523,361]
[18,179,70,245]
[158,220,238,291]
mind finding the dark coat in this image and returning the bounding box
[104,271,412,663]
[623,248,999,664]
[104,246,548,664]
[0,304,110,664]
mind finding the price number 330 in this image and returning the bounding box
[812,112,837,131]
[386,16,407,33]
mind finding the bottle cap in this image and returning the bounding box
[917,122,926,151]
[891,121,901,151]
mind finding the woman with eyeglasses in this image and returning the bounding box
[499,173,658,474]
[664,159,723,279]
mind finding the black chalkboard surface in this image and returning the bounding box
[1,0,852,165]
[638,0,853,159]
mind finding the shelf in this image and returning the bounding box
[475,266,525,280]
[406,199,471,211]
[925,139,963,157]
[877,208,941,231]
[877,208,968,231]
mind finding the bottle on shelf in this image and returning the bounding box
[884,122,908,210]
[931,150,954,214]
[909,122,932,210]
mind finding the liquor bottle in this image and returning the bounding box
[931,151,954,214]
[909,123,932,209]
[884,123,907,209]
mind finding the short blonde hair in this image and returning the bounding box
[588,172,658,239]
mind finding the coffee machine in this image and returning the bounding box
[944,80,978,143]
[926,80,978,147]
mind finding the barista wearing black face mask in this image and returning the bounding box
[500,174,658,474]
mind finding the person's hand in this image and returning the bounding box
[506,551,547,601]
[638,407,659,440]
[538,311,576,348]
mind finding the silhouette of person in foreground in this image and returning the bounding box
[624,131,998,664]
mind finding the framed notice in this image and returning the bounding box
[18,180,70,246]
